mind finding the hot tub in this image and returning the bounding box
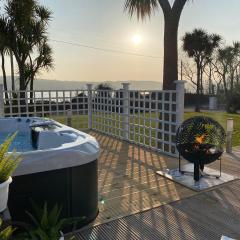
[0,117,99,230]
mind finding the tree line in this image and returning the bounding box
[181,28,240,113]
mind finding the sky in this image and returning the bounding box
[2,0,240,84]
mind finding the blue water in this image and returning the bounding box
[0,132,34,152]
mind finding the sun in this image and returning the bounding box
[132,34,142,45]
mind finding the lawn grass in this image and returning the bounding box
[52,111,240,147]
[52,114,88,129]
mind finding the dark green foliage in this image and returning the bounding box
[215,42,240,103]
[225,84,240,113]
[95,83,113,91]
[1,0,53,91]
[0,132,22,183]
[0,218,15,240]
[16,202,83,240]
[182,28,222,111]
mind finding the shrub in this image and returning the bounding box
[0,218,15,240]
[17,202,84,240]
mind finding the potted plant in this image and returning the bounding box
[0,218,16,240]
[0,133,22,212]
[17,202,84,240]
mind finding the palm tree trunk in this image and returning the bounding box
[162,15,179,90]
[230,72,234,94]
[157,15,179,149]
[19,63,27,115]
[10,50,15,91]
[209,74,212,95]
[222,73,228,97]
[30,76,34,104]
[195,64,201,112]
[208,62,212,94]
[1,51,9,102]
[161,0,187,90]
[158,0,187,149]
[200,68,204,95]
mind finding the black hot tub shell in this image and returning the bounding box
[2,117,100,231]
[9,159,98,230]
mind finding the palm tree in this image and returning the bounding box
[24,40,54,102]
[10,50,15,91]
[182,28,221,111]
[5,0,52,91]
[0,16,16,92]
[0,17,9,101]
[124,0,187,90]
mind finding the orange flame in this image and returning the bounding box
[195,134,205,144]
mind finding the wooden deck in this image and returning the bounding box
[87,132,196,226]
[75,180,240,240]
[69,132,240,238]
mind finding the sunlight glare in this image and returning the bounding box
[132,34,142,45]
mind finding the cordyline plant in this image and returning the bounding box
[0,132,22,183]
[16,202,83,240]
[0,218,16,240]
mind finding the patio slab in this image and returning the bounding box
[156,163,237,191]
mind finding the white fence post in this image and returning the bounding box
[175,80,186,128]
[122,83,130,140]
[0,84,4,117]
[87,84,93,130]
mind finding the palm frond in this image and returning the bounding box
[35,5,52,24]
[124,0,159,20]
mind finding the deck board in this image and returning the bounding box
[73,180,240,240]
[85,132,196,226]
[68,132,240,239]
[88,132,240,226]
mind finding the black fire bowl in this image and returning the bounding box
[177,143,223,181]
[177,143,223,165]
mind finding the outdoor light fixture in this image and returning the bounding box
[226,118,234,153]
[227,118,234,132]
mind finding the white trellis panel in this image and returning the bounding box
[0,81,185,157]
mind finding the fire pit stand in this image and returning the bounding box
[176,116,225,182]
[178,151,222,182]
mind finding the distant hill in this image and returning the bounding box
[0,77,162,91]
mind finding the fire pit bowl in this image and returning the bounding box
[176,116,226,181]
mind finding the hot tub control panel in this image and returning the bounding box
[30,120,61,149]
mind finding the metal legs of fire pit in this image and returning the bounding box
[178,157,203,181]
[178,154,222,182]
[194,161,200,181]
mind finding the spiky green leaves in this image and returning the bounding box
[0,218,16,240]
[182,29,222,59]
[21,202,84,240]
[0,132,22,183]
